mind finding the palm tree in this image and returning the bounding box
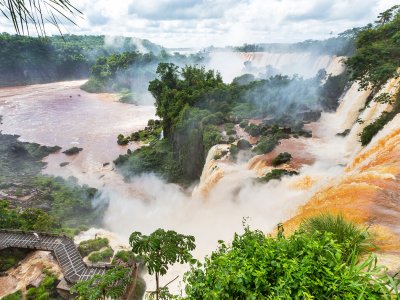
[0,0,81,36]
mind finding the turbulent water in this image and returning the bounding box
[1,63,400,292]
[207,51,345,82]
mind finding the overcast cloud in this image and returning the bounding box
[0,0,398,48]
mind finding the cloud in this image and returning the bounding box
[1,0,397,48]
[127,0,232,20]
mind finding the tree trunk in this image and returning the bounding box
[156,273,159,300]
[121,263,138,300]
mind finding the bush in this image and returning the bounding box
[272,152,292,166]
[252,136,280,154]
[62,147,83,155]
[2,290,23,300]
[88,247,114,263]
[239,120,248,128]
[229,144,239,158]
[237,139,252,150]
[359,109,398,146]
[184,225,399,299]
[81,78,105,93]
[78,237,109,257]
[26,271,59,300]
[112,250,136,264]
[245,123,262,137]
[0,248,30,271]
[117,134,130,145]
[258,169,298,183]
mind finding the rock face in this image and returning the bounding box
[285,74,400,255]
[0,251,62,298]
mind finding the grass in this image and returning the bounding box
[301,214,373,259]
[88,247,114,263]
[78,237,109,257]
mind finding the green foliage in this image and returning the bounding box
[183,225,399,299]
[117,134,130,145]
[129,229,196,276]
[345,6,400,90]
[0,248,30,272]
[0,200,60,232]
[114,140,184,184]
[62,147,83,155]
[71,266,131,300]
[258,169,299,183]
[118,89,136,104]
[112,250,136,264]
[271,152,292,166]
[229,144,239,158]
[301,214,373,259]
[78,237,109,257]
[359,93,400,146]
[2,290,23,300]
[88,247,114,263]
[252,136,280,155]
[26,271,60,300]
[0,34,162,86]
[245,123,262,136]
[129,229,196,299]
[236,139,252,150]
[318,72,350,112]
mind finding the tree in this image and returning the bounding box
[183,223,399,299]
[129,229,196,300]
[71,266,131,300]
[0,0,81,36]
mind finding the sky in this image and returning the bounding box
[0,0,398,48]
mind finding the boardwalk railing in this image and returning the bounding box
[0,229,113,283]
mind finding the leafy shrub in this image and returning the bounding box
[229,144,239,158]
[2,290,23,300]
[252,136,280,154]
[184,225,399,299]
[62,147,83,155]
[245,123,262,136]
[112,250,136,264]
[239,120,248,128]
[272,152,292,166]
[88,247,114,263]
[236,139,252,150]
[258,169,298,183]
[0,248,30,271]
[301,214,373,259]
[81,78,105,93]
[359,107,398,145]
[117,134,130,145]
[78,237,109,257]
[26,271,59,300]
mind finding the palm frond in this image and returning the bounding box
[0,0,81,36]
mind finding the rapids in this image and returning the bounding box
[1,67,399,292]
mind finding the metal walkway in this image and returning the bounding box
[0,229,111,283]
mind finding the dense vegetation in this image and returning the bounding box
[0,34,162,86]
[346,5,400,91]
[183,218,398,299]
[345,6,400,146]
[235,33,356,56]
[114,63,344,184]
[0,133,106,232]
[81,49,205,102]
[78,237,110,257]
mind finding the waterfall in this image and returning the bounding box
[206,51,345,82]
